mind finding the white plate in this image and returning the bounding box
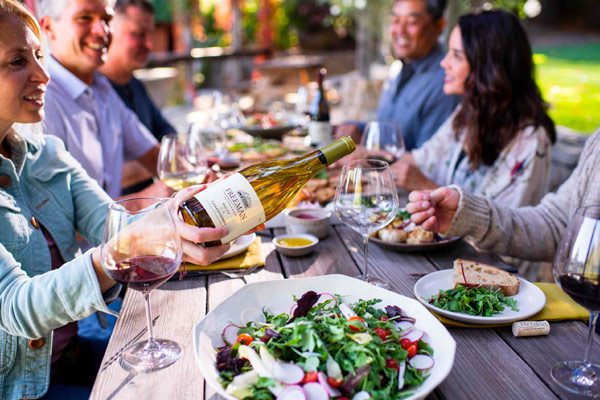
[193,274,456,400]
[220,233,256,260]
[413,270,546,324]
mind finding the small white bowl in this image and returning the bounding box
[285,208,332,239]
[272,233,319,257]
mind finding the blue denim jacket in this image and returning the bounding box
[0,130,119,399]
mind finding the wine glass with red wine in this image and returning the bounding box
[101,198,183,372]
[552,205,600,396]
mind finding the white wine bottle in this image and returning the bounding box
[180,136,356,246]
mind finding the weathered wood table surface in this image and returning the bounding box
[91,225,598,400]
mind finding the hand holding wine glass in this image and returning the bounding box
[100,198,183,372]
[552,205,600,396]
[334,159,399,288]
[157,133,209,190]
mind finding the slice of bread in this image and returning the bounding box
[452,259,520,296]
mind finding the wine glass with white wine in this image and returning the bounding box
[157,132,209,190]
[360,122,405,162]
[334,159,399,288]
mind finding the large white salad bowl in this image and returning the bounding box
[193,274,456,400]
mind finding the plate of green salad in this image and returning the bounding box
[413,270,546,324]
[194,274,456,400]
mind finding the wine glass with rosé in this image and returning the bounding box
[100,198,183,372]
[552,205,600,396]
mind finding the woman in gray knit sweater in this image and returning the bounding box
[405,130,600,261]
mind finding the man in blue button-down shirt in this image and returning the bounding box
[36,0,171,204]
[337,0,459,151]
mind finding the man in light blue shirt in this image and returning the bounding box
[337,0,458,151]
[37,0,169,201]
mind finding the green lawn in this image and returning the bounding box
[533,43,600,134]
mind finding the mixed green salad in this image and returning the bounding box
[428,285,519,317]
[216,291,435,400]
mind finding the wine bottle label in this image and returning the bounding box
[192,173,266,244]
[308,121,332,147]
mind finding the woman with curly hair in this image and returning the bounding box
[391,9,556,208]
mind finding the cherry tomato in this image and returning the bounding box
[338,397,350,400]
[348,316,366,332]
[303,371,318,383]
[400,338,413,350]
[235,333,253,345]
[373,327,389,341]
[327,377,343,388]
[386,358,399,370]
[406,344,417,358]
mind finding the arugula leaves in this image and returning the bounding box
[429,284,519,317]
[218,295,433,398]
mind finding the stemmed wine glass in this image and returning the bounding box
[157,132,209,190]
[101,198,183,372]
[361,122,405,162]
[334,159,399,288]
[552,205,600,396]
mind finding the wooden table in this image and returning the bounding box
[91,225,598,400]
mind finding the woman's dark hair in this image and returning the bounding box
[452,10,556,167]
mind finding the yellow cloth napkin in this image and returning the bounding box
[182,237,265,272]
[433,282,589,328]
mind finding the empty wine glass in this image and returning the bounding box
[334,159,399,288]
[552,205,600,396]
[157,132,209,190]
[101,198,183,372]
[361,122,405,162]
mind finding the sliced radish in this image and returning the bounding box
[317,371,341,397]
[338,302,356,319]
[302,382,328,400]
[221,323,240,345]
[352,391,371,400]
[409,354,434,371]
[317,292,339,308]
[394,321,414,332]
[269,381,285,397]
[276,385,305,400]
[397,360,406,390]
[257,345,305,385]
[273,362,305,385]
[401,328,423,342]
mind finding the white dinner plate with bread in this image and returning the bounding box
[414,259,546,324]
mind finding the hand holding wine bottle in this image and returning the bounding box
[179,136,356,246]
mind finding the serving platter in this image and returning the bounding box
[413,269,546,324]
[371,235,462,253]
[193,274,456,400]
